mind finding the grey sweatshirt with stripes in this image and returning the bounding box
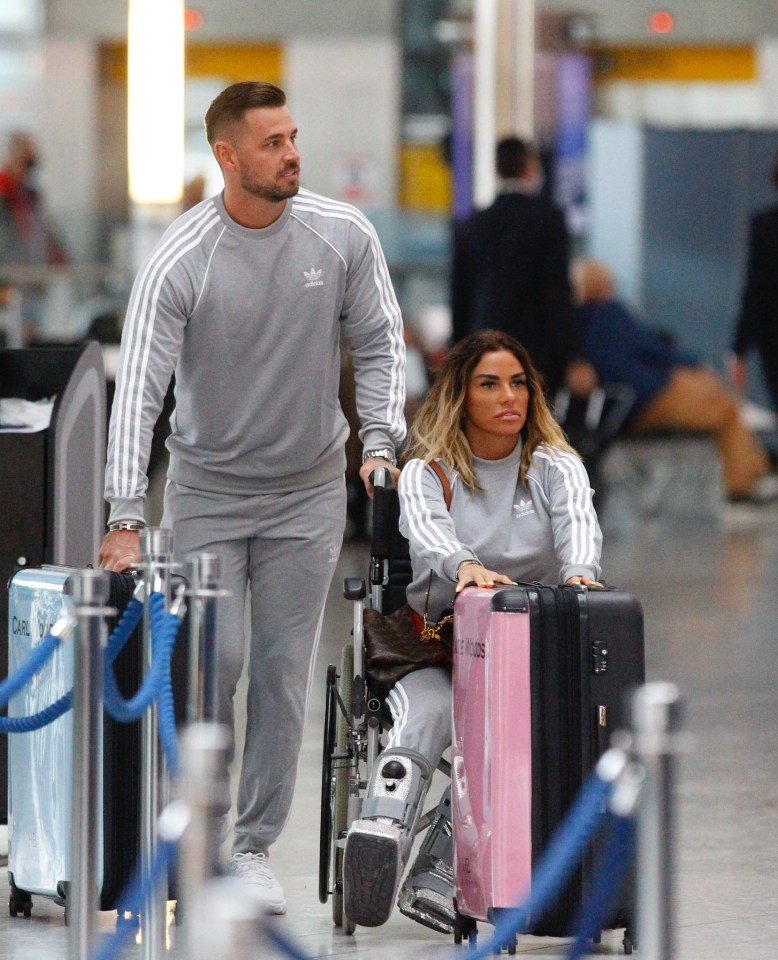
[106,189,406,524]
[398,442,602,620]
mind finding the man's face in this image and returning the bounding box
[229,106,301,203]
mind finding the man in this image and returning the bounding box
[451,136,590,397]
[729,149,778,417]
[98,82,406,912]
[572,258,776,504]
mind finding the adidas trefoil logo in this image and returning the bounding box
[513,498,534,519]
[304,267,324,288]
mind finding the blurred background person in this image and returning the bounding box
[0,131,68,338]
[451,136,593,398]
[572,257,778,505]
[729,149,778,418]
[0,132,68,267]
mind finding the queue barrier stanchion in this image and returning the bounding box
[176,723,232,938]
[184,553,226,725]
[633,682,684,960]
[139,527,177,960]
[69,570,114,960]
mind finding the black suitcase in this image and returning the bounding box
[7,567,188,918]
[526,583,645,938]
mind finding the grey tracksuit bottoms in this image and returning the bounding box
[163,475,346,855]
[384,665,452,775]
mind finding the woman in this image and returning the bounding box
[343,331,602,932]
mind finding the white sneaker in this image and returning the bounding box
[229,852,287,914]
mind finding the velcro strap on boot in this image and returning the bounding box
[424,828,452,862]
[361,795,409,821]
[406,871,454,898]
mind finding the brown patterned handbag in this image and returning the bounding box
[363,461,454,699]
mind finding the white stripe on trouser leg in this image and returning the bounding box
[386,682,411,748]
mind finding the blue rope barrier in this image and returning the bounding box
[566,814,637,960]
[102,594,175,723]
[259,920,315,960]
[89,839,176,960]
[0,631,62,711]
[152,603,182,778]
[0,690,72,733]
[105,596,145,663]
[461,770,614,960]
[103,592,183,775]
[0,594,143,732]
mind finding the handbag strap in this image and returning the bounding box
[422,460,453,637]
[428,459,452,509]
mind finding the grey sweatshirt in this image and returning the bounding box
[106,189,406,523]
[398,441,602,620]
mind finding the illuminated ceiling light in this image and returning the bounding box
[128,0,185,205]
[649,10,676,35]
[184,8,204,31]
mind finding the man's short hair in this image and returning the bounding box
[496,136,532,179]
[204,82,287,146]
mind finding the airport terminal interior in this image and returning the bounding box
[2,1,778,958]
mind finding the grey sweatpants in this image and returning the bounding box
[384,665,452,773]
[163,475,346,855]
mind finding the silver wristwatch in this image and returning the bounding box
[361,447,397,466]
[108,520,147,532]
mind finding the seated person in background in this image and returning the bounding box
[343,330,602,932]
[571,258,777,504]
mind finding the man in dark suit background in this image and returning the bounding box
[451,136,591,397]
[729,150,778,416]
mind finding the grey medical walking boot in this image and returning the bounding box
[398,785,456,934]
[343,749,432,927]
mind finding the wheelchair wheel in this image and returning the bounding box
[319,663,339,905]
[332,643,354,932]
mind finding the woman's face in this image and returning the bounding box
[464,349,530,458]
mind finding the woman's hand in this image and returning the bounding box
[456,561,516,593]
[565,575,603,588]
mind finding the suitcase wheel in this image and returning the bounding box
[9,890,32,919]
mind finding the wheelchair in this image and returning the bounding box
[318,467,458,938]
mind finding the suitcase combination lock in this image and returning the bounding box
[592,640,609,674]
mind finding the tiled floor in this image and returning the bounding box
[2,494,777,959]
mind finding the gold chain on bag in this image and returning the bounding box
[420,612,454,643]
[420,568,454,642]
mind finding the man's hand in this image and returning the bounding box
[359,457,401,498]
[98,530,143,572]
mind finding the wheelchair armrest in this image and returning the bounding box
[344,577,366,600]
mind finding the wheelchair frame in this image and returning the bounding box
[317,468,453,937]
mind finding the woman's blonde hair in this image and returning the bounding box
[405,330,575,489]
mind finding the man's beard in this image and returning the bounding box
[239,166,299,202]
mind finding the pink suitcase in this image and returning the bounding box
[451,585,533,922]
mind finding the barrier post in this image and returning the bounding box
[633,682,683,960]
[184,554,223,723]
[177,723,232,933]
[69,569,113,960]
[140,527,175,959]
